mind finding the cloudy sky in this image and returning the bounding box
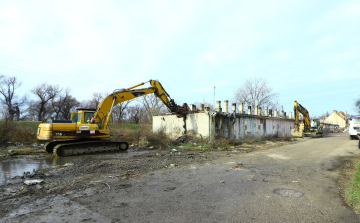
[0,0,358,116]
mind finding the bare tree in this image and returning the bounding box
[26,100,53,121]
[51,88,80,120]
[355,98,360,113]
[0,76,27,120]
[31,83,62,121]
[79,92,103,109]
[51,88,69,119]
[60,95,80,119]
[110,101,132,123]
[139,94,167,123]
[234,77,278,113]
[127,104,144,124]
[91,92,103,108]
[317,111,329,120]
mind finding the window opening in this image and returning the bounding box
[71,113,78,123]
[77,113,82,123]
[85,112,95,123]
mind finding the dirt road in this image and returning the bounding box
[1,134,360,222]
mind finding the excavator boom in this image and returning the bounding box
[93,80,189,130]
[293,101,310,132]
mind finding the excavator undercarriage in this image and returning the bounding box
[44,140,129,157]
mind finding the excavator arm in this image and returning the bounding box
[293,101,310,131]
[149,80,190,118]
[93,80,189,129]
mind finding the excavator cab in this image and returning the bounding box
[310,119,320,129]
[71,112,78,123]
[72,108,94,124]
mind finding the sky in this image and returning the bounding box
[0,0,358,117]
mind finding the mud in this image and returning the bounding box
[0,141,292,221]
[1,135,358,222]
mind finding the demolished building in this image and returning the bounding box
[153,101,295,141]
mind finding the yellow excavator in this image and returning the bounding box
[291,101,323,138]
[37,80,189,157]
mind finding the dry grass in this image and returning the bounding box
[0,120,37,143]
[109,124,173,149]
[109,123,296,150]
[0,120,296,149]
[110,124,152,142]
[146,128,170,149]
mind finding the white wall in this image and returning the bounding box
[153,112,295,140]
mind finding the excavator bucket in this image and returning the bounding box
[291,128,304,138]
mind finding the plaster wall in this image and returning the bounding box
[152,113,209,138]
[153,111,294,140]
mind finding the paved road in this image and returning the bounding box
[3,134,360,223]
[113,134,360,222]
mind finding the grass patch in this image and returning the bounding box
[183,143,195,147]
[16,121,42,131]
[348,163,360,212]
[198,144,210,149]
[0,121,41,132]
[0,121,150,145]
[109,124,152,145]
[109,123,143,130]
[0,145,43,157]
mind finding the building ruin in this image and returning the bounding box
[153,101,295,140]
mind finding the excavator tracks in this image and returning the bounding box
[44,139,88,153]
[44,140,129,157]
[311,132,323,138]
[304,131,323,138]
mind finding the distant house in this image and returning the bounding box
[325,110,346,128]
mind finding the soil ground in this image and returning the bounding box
[0,133,359,222]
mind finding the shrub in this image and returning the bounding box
[0,121,37,143]
[146,127,170,149]
[281,136,292,141]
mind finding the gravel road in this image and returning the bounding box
[1,133,359,222]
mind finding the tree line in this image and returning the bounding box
[0,75,169,124]
[1,75,303,123]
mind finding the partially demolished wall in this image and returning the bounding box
[153,101,295,140]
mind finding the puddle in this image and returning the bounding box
[0,149,147,185]
[0,155,81,185]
